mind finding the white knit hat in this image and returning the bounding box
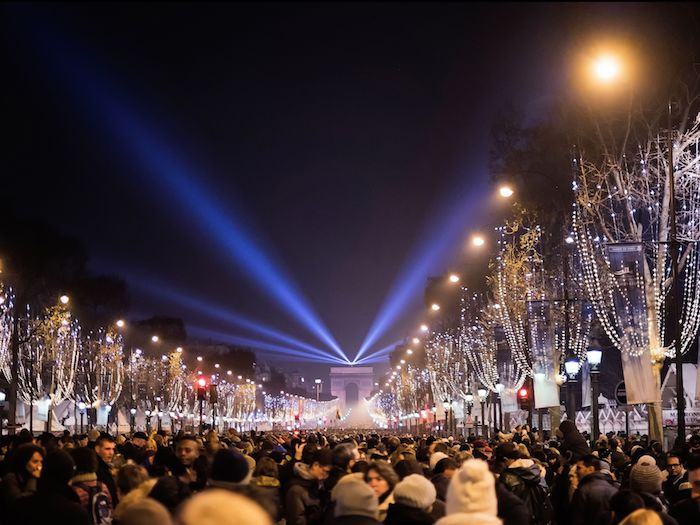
[429,452,449,471]
[393,474,437,510]
[445,459,498,516]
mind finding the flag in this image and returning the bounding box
[336,408,341,420]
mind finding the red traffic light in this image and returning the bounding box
[197,378,207,388]
[518,388,528,398]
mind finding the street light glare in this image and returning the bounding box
[116,319,125,328]
[449,274,460,283]
[151,335,159,342]
[431,303,441,311]
[420,324,428,332]
[472,235,485,247]
[412,337,420,344]
[498,185,514,198]
[593,55,620,83]
[60,295,70,305]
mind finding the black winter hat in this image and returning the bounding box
[39,450,76,491]
[210,448,250,483]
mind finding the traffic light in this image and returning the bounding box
[518,388,530,410]
[196,378,207,401]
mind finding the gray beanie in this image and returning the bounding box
[394,474,436,510]
[630,455,662,494]
[332,474,378,519]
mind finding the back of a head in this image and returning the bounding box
[70,446,98,475]
[393,458,424,480]
[179,489,271,525]
[210,448,251,484]
[118,497,172,525]
[332,473,378,519]
[445,459,498,517]
[332,442,357,470]
[610,490,645,525]
[39,450,76,491]
[117,464,150,496]
[618,509,663,525]
[253,456,279,479]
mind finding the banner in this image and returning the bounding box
[606,244,659,403]
[527,300,560,408]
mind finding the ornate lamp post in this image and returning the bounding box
[564,357,581,422]
[77,401,86,434]
[129,407,136,433]
[587,345,603,442]
[144,409,152,433]
[478,388,488,438]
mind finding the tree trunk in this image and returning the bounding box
[7,298,20,435]
[647,361,664,444]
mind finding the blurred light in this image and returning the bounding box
[197,356,203,362]
[176,347,183,353]
[420,324,428,332]
[565,235,575,244]
[60,295,70,304]
[407,349,413,355]
[227,370,232,376]
[151,335,159,342]
[412,337,420,344]
[116,319,125,328]
[499,185,514,198]
[197,378,207,387]
[593,55,621,83]
[449,274,460,283]
[431,303,440,311]
[214,363,220,369]
[471,235,485,247]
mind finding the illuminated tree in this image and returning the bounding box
[77,329,124,409]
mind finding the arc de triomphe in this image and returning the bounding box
[330,367,374,410]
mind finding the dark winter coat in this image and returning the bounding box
[96,457,118,505]
[663,472,689,506]
[334,516,382,525]
[498,460,552,525]
[495,480,530,525]
[570,471,619,525]
[14,485,89,525]
[285,462,326,525]
[385,502,435,525]
[558,421,591,463]
[431,473,451,502]
[669,496,700,525]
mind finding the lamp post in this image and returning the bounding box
[478,388,488,438]
[129,408,136,433]
[587,346,602,442]
[564,357,581,422]
[465,394,474,436]
[78,401,86,434]
[442,399,449,436]
[495,383,505,431]
[144,410,152,433]
[315,379,322,402]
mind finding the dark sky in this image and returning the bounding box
[3,3,697,377]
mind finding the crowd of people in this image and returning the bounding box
[0,420,699,525]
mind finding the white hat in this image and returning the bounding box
[394,474,437,510]
[445,459,498,516]
[429,452,449,471]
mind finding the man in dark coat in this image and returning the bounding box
[570,454,619,525]
[669,454,700,525]
[285,448,333,525]
[664,452,689,505]
[94,434,119,504]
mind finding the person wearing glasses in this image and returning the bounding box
[663,453,688,506]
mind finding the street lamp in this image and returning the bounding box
[498,185,514,198]
[495,383,505,430]
[564,357,581,422]
[430,303,441,312]
[77,401,86,434]
[471,234,485,248]
[449,274,460,283]
[587,346,603,442]
[477,388,488,438]
[144,410,152,433]
[129,408,136,433]
[592,55,621,83]
[60,295,70,305]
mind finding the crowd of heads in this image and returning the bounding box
[0,421,698,525]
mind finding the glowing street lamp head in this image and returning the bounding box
[420,324,428,333]
[449,274,460,283]
[593,55,621,83]
[176,346,183,353]
[196,356,203,362]
[565,235,575,244]
[430,303,440,311]
[498,185,514,198]
[60,295,70,305]
[151,335,159,343]
[471,235,485,248]
[116,319,125,328]
[406,349,413,355]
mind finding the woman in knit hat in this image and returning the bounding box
[436,459,502,525]
[385,474,437,525]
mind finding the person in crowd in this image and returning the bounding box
[618,509,664,525]
[628,454,675,523]
[116,497,173,525]
[558,420,592,463]
[174,435,208,491]
[570,454,619,525]
[16,450,89,524]
[122,431,148,464]
[385,473,437,525]
[116,463,150,499]
[94,434,119,504]
[663,453,688,506]
[364,460,399,521]
[69,446,114,522]
[436,458,502,525]
[251,456,283,522]
[431,457,457,502]
[327,442,360,492]
[331,473,382,525]
[610,490,646,525]
[285,447,333,525]
[0,443,43,509]
[669,454,700,525]
[179,489,272,525]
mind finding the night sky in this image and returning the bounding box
[3,3,697,376]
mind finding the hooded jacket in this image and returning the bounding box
[498,459,551,525]
[558,421,591,463]
[285,462,326,525]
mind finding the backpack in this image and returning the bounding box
[76,482,112,525]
